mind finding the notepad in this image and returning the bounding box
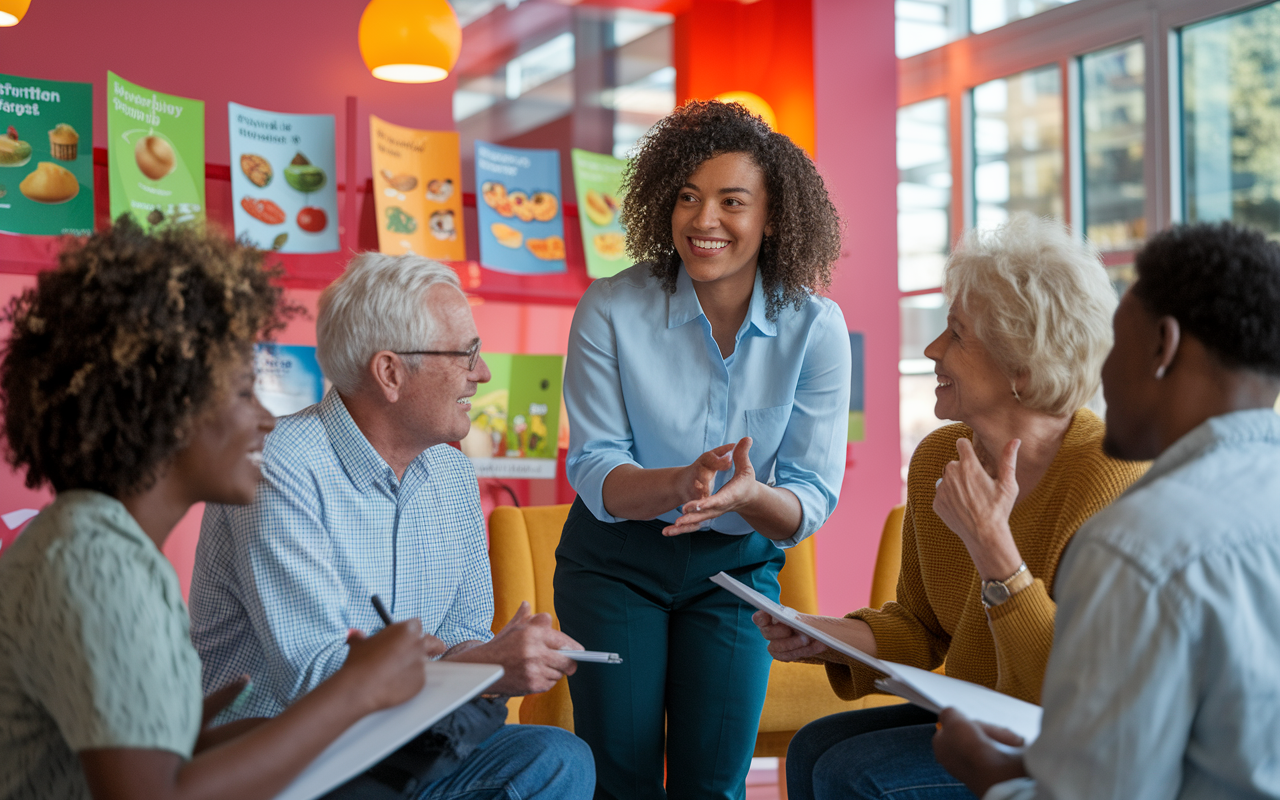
[711,571,1042,743]
[274,661,504,800]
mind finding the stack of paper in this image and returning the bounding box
[710,572,1042,744]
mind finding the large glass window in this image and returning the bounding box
[1081,41,1146,251]
[970,0,1079,34]
[897,99,951,291]
[896,0,966,58]
[900,293,951,485]
[1182,1,1280,237]
[973,65,1064,231]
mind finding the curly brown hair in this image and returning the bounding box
[621,100,843,320]
[1,217,291,496]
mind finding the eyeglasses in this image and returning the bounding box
[394,338,482,371]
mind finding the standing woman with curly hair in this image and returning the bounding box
[0,219,436,800]
[554,101,850,799]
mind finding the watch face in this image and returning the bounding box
[982,581,1011,607]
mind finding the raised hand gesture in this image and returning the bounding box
[932,437,1024,582]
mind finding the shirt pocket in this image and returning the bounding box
[744,403,794,483]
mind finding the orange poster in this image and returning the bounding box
[369,116,464,260]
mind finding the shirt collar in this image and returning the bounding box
[1126,408,1280,494]
[666,262,778,338]
[318,388,398,493]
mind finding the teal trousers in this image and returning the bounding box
[554,497,785,800]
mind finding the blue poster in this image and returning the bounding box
[475,141,566,274]
[229,102,339,253]
[849,332,865,443]
[254,344,326,417]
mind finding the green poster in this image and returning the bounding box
[0,74,94,236]
[460,354,563,479]
[570,148,628,279]
[107,72,204,229]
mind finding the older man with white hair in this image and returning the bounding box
[190,253,593,799]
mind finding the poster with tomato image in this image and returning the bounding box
[228,102,338,253]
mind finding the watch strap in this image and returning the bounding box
[981,562,1033,608]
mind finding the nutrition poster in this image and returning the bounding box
[229,102,339,253]
[0,73,94,236]
[254,343,326,417]
[107,72,204,230]
[459,354,563,479]
[849,332,865,443]
[369,116,465,260]
[475,141,566,275]
[570,148,628,278]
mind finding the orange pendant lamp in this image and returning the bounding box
[0,0,32,26]
[359,0,462,84]
[714,91,777,130]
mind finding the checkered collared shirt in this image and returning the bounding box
[190,389,494,721]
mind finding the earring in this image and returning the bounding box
[1011,384,1022,402]
[1155,366,1166,379]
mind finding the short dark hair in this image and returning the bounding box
[1133,222,1280,377]
[1,217,292,496]
[621,100,843,321]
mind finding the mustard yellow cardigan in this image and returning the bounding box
[825,408,1148,704]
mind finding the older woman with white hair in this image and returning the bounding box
[754,213,1149,800]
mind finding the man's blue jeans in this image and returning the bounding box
[786,704,975,800]
[326,724,594,799]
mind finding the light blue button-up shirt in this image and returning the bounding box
[564,263,851,548]
[988,409,1280,800]
[189,390,494,721]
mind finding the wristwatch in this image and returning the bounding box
[981,562,1033,608]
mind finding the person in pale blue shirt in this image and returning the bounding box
[191,253,593,799]
[932,222,1280,799]
[554,100,851,799]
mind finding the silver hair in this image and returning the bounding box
[316,252,462,395]
[943,213,1117,417]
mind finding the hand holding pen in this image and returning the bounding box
[364,595,447,659]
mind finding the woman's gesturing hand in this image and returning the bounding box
[932,437,1024,582]
[663,438,756,536]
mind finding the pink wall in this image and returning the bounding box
[811,0,901,615]
[0,0,458,187]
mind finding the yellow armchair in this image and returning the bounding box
[486,503,908,751]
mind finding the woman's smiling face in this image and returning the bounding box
[670,151,771,288]
[923,302,1018,424]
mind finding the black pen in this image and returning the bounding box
[371,594,393,628]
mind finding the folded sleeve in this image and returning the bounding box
[14,535,201,757]
[771,301,851,548]
[564,278,641,523]
[826,500,951,699]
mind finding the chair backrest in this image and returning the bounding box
[868,505,905,610]
[485,504,905,629]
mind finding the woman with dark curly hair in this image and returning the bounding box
[554,101,851,799]
[0,219,437,800]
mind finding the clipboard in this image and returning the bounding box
[711,571,1042,743]
[274,661,504,800]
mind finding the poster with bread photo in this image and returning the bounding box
[570,148,628,279]
[106,72,204,230]
[369,116,465,261]
[0,73,94,236]
[229,102,339,254]
[475,141,566,275]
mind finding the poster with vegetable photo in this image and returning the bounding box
[369,116,464,260]
[107,72,204,230]
[228,102,338,253]
[475,141,566,275]
[0,74,94,236]
[460,354,563,480]
[570,148,628,279]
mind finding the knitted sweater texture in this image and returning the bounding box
[825,408,1148,704]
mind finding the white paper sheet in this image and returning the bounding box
[274,661,504,800]
[711,571,1042,743]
